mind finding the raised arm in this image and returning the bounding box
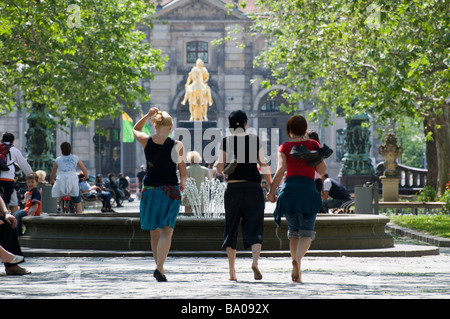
[133,107,159,147]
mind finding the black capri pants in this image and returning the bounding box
[222,182,265,250]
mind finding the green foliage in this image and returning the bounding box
[250,0,449,124]
[416,185,438,202]
[246,0,450,193]
[0,0,166,127]
[441,182,450,213]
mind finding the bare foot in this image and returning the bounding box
[229,269,237,281]
[252,265,263,280]
[5,265,31,276]
[291,260,301,283]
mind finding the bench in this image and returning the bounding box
[81,193,103,209]
[378,201,444,215]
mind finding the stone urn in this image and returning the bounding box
[378,133,403,201]
[378,133,403,177]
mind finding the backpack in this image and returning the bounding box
[0,143,12,171]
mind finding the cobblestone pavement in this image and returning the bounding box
[2,248,449,299]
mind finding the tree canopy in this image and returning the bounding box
[245,0,449,192]
[0,0,166,127]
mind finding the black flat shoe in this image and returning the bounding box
[153,269,167,282]
[290,144,318,160]
[317,144,333,159]
[307,144,334,167]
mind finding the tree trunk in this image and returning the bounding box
[424,116,438,189]
[433,104,450,196]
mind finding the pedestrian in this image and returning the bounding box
[50,142,89,214]
[105,173,124,207]
[267,115,327,283]
[118,173,134,202]
[13,172,42,236]
[186,151,210,189]
[184,151,210,214]
[79,172,115,213]
[0,132,33,208]
[216,110,272,281]
[133,107,187,282]
[136,165,146,200]
[95,174,104,188]
[0,196,30,275]
[35,170,48,185]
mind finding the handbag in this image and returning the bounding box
[223,159,238,175]
[222,135,240,175]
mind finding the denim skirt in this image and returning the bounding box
[273,176,322,239]
[140,185,181,231]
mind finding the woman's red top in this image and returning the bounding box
[278,139,321,179]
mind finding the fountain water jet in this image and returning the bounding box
[182,177,225,218]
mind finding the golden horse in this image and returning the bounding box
[181,60,213,121]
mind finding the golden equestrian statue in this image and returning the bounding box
[181,59,213,121]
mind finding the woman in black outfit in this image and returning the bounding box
[216,110,272,281]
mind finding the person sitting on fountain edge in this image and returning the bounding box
[320,174,352,213]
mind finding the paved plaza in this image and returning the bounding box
[1,248,449,300]
[2,200,449,301]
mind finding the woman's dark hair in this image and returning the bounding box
[286,115,307,138]
[307,130,320,144]
[228,110,248,130]
[60,142,72,156]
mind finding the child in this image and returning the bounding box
[14,172,42,236]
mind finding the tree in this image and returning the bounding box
[0,0,166,128]
[245,0,449,194]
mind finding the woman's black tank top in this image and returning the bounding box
[221,134,262,183]
[144,137,178,186]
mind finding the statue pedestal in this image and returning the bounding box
[380,176,400,202]
[338,114,376,193]
[173,121,221,164]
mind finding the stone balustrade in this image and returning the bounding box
[376,162,427,194]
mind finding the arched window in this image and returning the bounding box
[258,90,288,112]
[186,41,208,64]
[261,99,282,112]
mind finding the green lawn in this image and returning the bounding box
[387,214,450,239]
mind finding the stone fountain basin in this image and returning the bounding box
[20,214,393,251]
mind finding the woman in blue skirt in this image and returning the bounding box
[134,107,187,281]
[267,115,327,283]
